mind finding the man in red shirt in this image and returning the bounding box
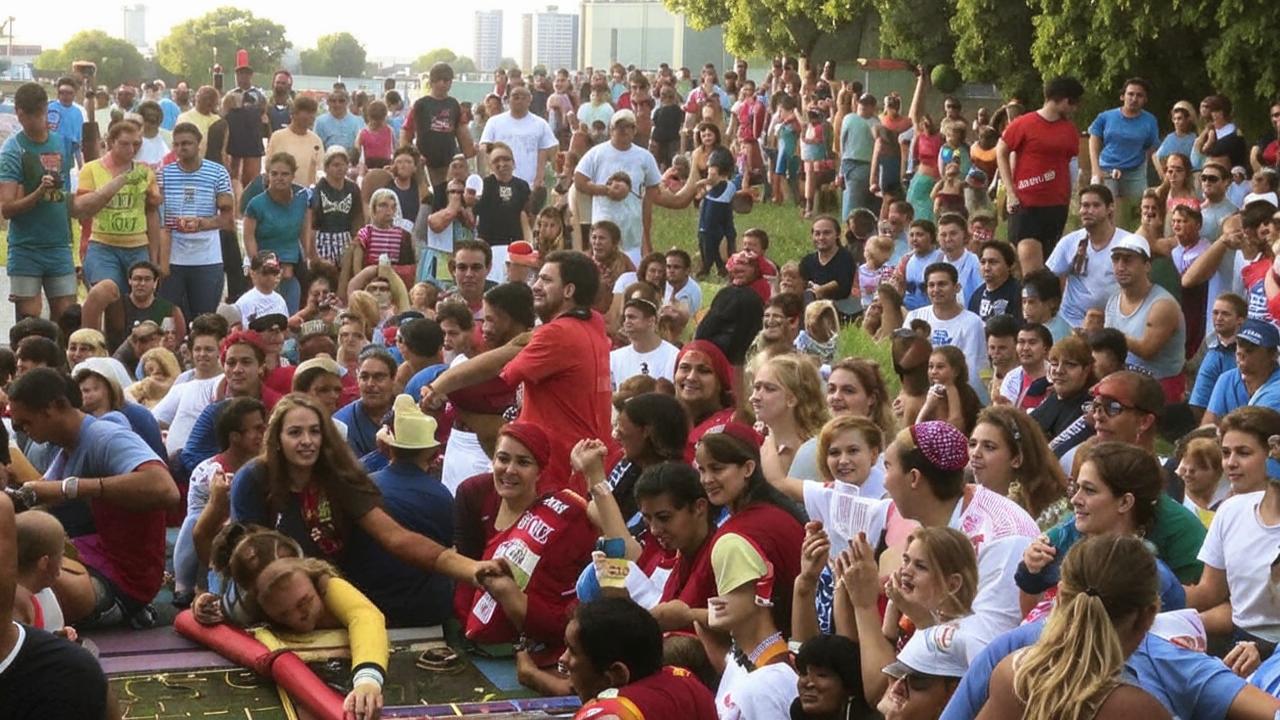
[997,76,1085,274]
[424,250,612,490]
[565,597,718,720]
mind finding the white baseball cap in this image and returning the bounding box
[610,109,637,128]
[1109,233,1151,259]
[883,621,972,679]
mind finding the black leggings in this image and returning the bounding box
[698,231,735,275]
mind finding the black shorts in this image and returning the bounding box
[1008,204,1069,257]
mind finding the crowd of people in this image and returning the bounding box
[6,50,1280,720]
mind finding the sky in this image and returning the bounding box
[9,0,561,62]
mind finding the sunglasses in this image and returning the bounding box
[1201,174,1222,182]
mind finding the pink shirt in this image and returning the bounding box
[359,125,394,162]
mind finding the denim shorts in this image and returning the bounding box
[83,242,150,290]
[8,243,75,298]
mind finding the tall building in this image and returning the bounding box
[122,4,147,48]
[580,0,729,71]
[473,10,503,72]
[521,14,534,72]
[528,6,578,72]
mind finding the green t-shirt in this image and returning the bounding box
[841,113,875,162]
[1048,491,1206,584]
[0,131,74,250]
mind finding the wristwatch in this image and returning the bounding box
[62,476,80,500]
[13,484,38,510]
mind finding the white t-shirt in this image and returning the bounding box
[479,111,558,186]
[1045,227,1129,327]
[665,280,703,315]
[153,374,221,455]
[610,341,680,389]
[575,142,663,256]
[613,271,638,293]
[235,288,289,326]
[715,654,798,720]
[904,304,989,391]
[1198,491,1280,642]
[942,485,1040,632]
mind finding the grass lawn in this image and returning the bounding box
[648,202,899,397]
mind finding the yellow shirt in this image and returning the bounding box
[322,576,388,674]
[177,110,219,153]
[266,128,324,186]
[77,160,160,248]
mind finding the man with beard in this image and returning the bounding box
[423,251,611,490]
[266,71,293,132]
[1045,184,1129,328]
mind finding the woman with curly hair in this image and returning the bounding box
[970,405,1071,529]
[752,354,830,479]
[229,393,487,585]
[981,535,1166,720]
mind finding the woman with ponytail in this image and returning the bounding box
[978,535,1168,720]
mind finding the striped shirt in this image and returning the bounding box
[160,160,232,266]
[358,224,406,265]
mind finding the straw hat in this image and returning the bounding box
[375,394,440,450]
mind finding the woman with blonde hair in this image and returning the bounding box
[752,353,830,478]
[835,525,983,705]
[981,535,1166,720]
[66,328,112,367]
[970,405,1070,529]
[127,346,181,408]
[345,290,382,338]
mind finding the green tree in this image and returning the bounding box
[452,56,477,74]
[1207,0,1280,133]
[155,8,290,84]
[498,57,520,71]
[873,0,956,67]
[1028,0,1211,122]
[412,48,457,73]
[952,0,1038,101]
[666,0,873,60]
[304,32,367,77]
[33,30,148,88]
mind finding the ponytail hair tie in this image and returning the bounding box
[1083,586,1100,597]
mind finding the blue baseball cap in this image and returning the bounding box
[1237,318,1280,350]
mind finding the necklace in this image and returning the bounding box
[747,631,785,666]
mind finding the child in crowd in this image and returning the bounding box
[236,252,290,326]
[533,205,568,258]
[408,282,438,317]
[931,160,966,217]
[771,94,803,207]
[964,168,994,216]
[696,147,739,279]
[355,188,414,268]
[858,233,896,302]
[357,100,395,171]
[253,557,389,717]
[795,299,839,367]
[13,510,75,638]
[967,213,997,255]
[741,228,779,290]
[800,107,832,217]
[779,261,805,297]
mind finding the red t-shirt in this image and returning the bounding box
[661,533,715,614]
[574,666,719,720]
[75,460,170,604]
[1001,111,1080,207]
[500,310,613,490]
[681,503,805,636]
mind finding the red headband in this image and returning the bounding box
[499,421,552,470]
[677,340,734,401]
